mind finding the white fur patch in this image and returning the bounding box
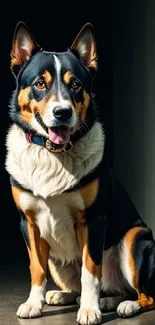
[40,55,76,128]
[77,265,101,325]
[16,279,46,318]
[53,55,64,102]
[117,300,141,317]
[20,190,83,264]
[5,121,104,198]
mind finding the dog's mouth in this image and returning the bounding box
[35,112,70,145]
[48,126,70,145]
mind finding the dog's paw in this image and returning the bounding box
[76,307,102,325]
[46,290,77,305]
[16,302,42,318]
[117,300,141,317]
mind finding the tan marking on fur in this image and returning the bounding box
[63,71,73,84]
[25,209,49,286]
[18,87,31,111]
[125,227,154,310]
[42,70,52,87]
[80,179,99,208]
[11,185,23,208]
[18,87,32,123]
[87,41,97,70]
[76,211,101,280]
[137,293,154,309]
[125,227,143,289]
[27,244,31,258]
[75,101,82,116]
[33,95,56,115]
[81,91,90,120]
[11,55,19,67]
[47,94,56,102]
[73,208,86,228]
[18,87,57,122]
[48,259,66,290]
[75,91,90,121]
[74,209,87,254]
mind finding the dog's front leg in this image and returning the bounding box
[11,187,49,318]
[76,225,102,325]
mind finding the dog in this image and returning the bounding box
[5,21,155,325]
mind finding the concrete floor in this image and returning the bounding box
[1,263,155,325]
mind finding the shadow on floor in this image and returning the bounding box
[1,261,155,325]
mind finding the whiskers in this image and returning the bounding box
[78,119,90,136]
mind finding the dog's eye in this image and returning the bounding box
[34,79,46,90]
[71,80,81,91]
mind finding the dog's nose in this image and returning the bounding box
[53,106,72,120]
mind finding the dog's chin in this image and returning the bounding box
[47,125,70,145]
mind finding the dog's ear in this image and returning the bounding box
[70,23,97,71]
[11,22,40,69]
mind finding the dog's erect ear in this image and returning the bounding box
[70,23,97,71]
[11,22,40,68]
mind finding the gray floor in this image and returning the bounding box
[0,263,155,325]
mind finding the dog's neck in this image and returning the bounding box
[26,118,95,153]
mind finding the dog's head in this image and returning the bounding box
[10,22,98,146]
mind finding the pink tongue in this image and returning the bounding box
[48,127,70,145]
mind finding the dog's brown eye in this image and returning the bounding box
[34,79,46,90]
[71,80,81,91]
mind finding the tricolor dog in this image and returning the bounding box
[5,22,155,324]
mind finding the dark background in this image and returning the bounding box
[0,2,119,266]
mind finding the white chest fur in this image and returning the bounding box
[5,122,104,198]
[20,190,84,264]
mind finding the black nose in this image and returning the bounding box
[53,106,72,120]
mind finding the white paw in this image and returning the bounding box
[77,307,102,325]
[46,290,77,305]
[117,300,141,317]
[16,302,42,318]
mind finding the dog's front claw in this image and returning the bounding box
[16,302,42,318]
[76,307,102,325]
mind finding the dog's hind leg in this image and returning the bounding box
[118,226,155,318]
[46,258,81,305]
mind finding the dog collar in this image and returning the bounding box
[26,119,95,153]
[25,110,95,153]
[26,134,73,153]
